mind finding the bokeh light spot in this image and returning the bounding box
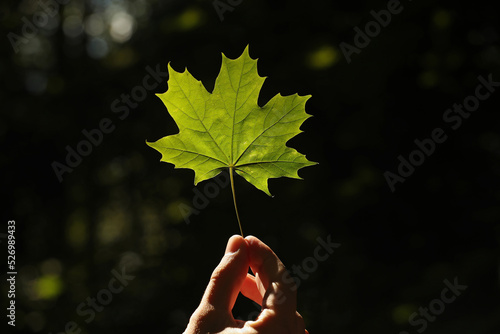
[433,10,451,29]
[97,206,131,245]
[176,8,203,31]
[392,304,417,324]
[35,274,63,300]
[41,258,63,276]
[66,210,88,249]
[110,12,135,43]
[104,47,138,69]
[63,15,84,38]
[419,71,439,88]
[306,45,339,70]
[85,13,106,37]
[87,37,109,59]
[166,200,190,224]
[25,71,47,95]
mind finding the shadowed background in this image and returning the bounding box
[1,0,499,333]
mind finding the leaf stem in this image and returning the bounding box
[229,165,244,237]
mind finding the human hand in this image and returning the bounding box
[183,235,308,334]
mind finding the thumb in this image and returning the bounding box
[200,235,249,311]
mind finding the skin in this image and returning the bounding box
[183,235,308,334]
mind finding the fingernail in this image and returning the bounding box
[225,235,243,255]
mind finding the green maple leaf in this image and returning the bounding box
[147,46,316,233]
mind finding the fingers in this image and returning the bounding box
[245,236,297,315]
[296,311,307,334]
[200,235,249,312]
[187,235,308,334]
[240,273,264,305]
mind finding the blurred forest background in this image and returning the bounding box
[1,0,499,333]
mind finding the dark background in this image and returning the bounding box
[1,0,499,333]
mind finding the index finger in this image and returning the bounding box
[245,236,297,315]
[201,235,249,311]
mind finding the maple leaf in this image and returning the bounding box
[147,45,316,232]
